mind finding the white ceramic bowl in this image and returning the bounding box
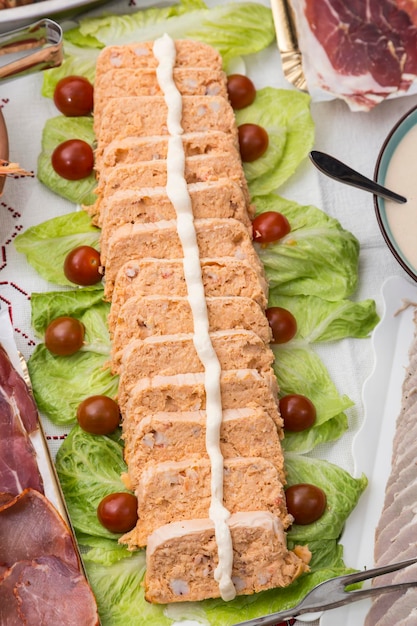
[374,104,417,282]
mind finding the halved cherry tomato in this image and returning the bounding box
[252,211,291,244]
[227,74,256,109]
[44,316,85,356]
[51,139,94,180]
[53,75,94,117]
[77,395,120,435]
[266,307,297,344]
[238,123,269,162]
[64,245,102,286]
[285,484,327,525]
[97,492,138,534]
[280,394,316,432]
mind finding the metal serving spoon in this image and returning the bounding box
[309,150,407,204]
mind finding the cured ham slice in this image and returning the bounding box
[0,489,79,569]
[0,343,38,433]
[0,391,43,496]
[291,0,417,110]
[0,556,99,626]
[0,343,43,496]
[0,489,99,624]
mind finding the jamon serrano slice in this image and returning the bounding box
[0,391,43,496]
[0,344,43,495]
[0,489,99,624]
[0,556,99,626]
[0,488,79,569]
[0,343,38,433]
[292,0,417,110]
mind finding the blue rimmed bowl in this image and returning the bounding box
[374,105,417,282]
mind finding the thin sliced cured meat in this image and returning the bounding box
[0,385,43,496]
[0,488,79,570]
[0,556,99,626]
[0,341,43,496]
[0,343,38,433]
[292,0,417,110]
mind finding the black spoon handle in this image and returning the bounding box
[309,150,407,204]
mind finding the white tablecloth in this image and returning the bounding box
[1,1,416,625]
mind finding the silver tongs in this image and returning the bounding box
[0,18,63,80]
[233,557,417,625]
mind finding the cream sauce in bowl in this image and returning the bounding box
[374,105,417,281]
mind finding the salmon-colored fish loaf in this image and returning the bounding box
[93,36,309,604]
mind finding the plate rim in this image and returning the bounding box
[373,104,417,282]
[0,0,109,29]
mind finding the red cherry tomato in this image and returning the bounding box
[97,492,138,534]
[44,316,85,356]
[266,307,297,344]
[77,395,120,435]
[53,75,94,117]
[285,484,327,525]
[252,211,291,244]
[51,139,94,181]
[64,245,102,286]
[227,74,256,109]
[238,123,269,162]
[280,394,317,432]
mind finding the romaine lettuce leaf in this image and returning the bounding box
[235,89,314,195]
[42,1,275,97]
[37,116,97,205]
[31,288,107,338]
[14,211,100,286]
[273,345,352,453]
[56,426,129,539]
[78,534,133,566]
[285,453,368,543]
[254,194,360,300]
[28,287,115,424]
[28,345,118,425]
[282,414,348,453]
[268,293,379,342]
[84,553,172,626]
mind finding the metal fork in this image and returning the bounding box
[233,557,417,626]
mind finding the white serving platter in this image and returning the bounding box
[0,0,111,32]
[321,274,417,625]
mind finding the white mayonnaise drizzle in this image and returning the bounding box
[153,33,236,601]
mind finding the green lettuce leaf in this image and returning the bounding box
[42,1,275,97]
[78,534,133,566]
[56,426,129,539]
[28,287,115,424]
[285,453,368,543]
[282,414,348,453]
[254,194,360,300]
[37,116,97,205]
[31,288,107,337]
[274,345,352,453]
[268,293,379,342]
[84,553,172,626]
[235,89,314,195]
[28,345,118,425]
[14,211,100,286]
